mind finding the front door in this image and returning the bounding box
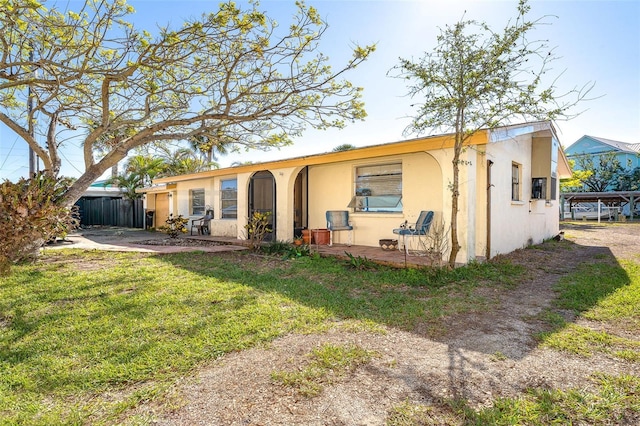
[154,193,170,228]
[249,171,275,241]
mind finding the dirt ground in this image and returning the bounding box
[130,222,640,425]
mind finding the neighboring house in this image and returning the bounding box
[139,121,570,264]
[565,136,640,187]
[562,135,640,218]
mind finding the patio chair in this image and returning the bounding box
[393,210,434,255]
[190,212,213,235]
[326,210,353,246]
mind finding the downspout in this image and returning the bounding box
[486,160,494,261]
[305,166,309,229]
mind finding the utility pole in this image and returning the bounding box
[28,47,38,176]
[28,89,37,175]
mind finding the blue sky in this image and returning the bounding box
[1,0,638,181]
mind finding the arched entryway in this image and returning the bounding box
[293,167,308,238]
[249,171,276,241]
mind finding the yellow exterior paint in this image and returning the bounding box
[139,123,567,264]
[151,132,487,184]
[305,152,443,247]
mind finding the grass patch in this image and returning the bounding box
[490,351,508,362]
[540,323,640,357]
[553,262,633,314]
[460,373,640,425]
[0,249,522,424]
[539,260,640,360]
[385,374,640,425]
[0,251,328,424]
[271,343,375,397]
[387,399,459,425]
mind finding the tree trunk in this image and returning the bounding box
[448,115,464,268]
[448,154,461,267]
[61,165,114,209]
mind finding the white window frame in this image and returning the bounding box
[190,188,205,215]
[512,162,521,202]
[348,163,403,213]
[220,179,237,219]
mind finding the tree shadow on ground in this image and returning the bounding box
[156,230,632,363]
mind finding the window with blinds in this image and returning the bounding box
[348,163,402,212]
[190,189,205,215]
[220,179,237,219]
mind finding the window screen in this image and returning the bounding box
[348,163,402,212]
[220,179,237,219]
[191,189,205,215]
[511,163,521,201]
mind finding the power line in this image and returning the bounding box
[0,136,20,171]
[58,149,85,174]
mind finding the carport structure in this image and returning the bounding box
[560,191,640,221]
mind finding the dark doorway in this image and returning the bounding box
[249,171,276,241]
[293,167,308,237]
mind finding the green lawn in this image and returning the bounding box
[478,256,640,425]
[0,249,520,425]
[539,260,640,359]
[1,245,638,425]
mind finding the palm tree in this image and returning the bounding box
[159,147,212,176]
[230,160,254,167]
[189,131,234,168]
[332,143,357,152]
[125,155,167,187]
[104,154,166,199]
[103,173,144,200]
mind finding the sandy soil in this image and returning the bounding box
[129,222,640,425]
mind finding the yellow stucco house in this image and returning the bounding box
[139,121,570,264]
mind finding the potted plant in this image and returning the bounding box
[293,236,304,246]
[301,228,312,244]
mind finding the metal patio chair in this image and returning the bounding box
[393,210,434,255]
[326,210,353,246]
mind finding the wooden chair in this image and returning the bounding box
[326,210,353,246]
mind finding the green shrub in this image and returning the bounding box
[262,240,311,259]
[344,251,376,270]
[262,240,292,255]
[158,214,189,238]
[0,172,78,275]
[244,211,272,251]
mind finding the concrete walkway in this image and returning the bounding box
[45,226,441,268]
[44,227,248,254]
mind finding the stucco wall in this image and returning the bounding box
[175,176,238,237]
[307,152,444,247]
[486,134,560,257]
